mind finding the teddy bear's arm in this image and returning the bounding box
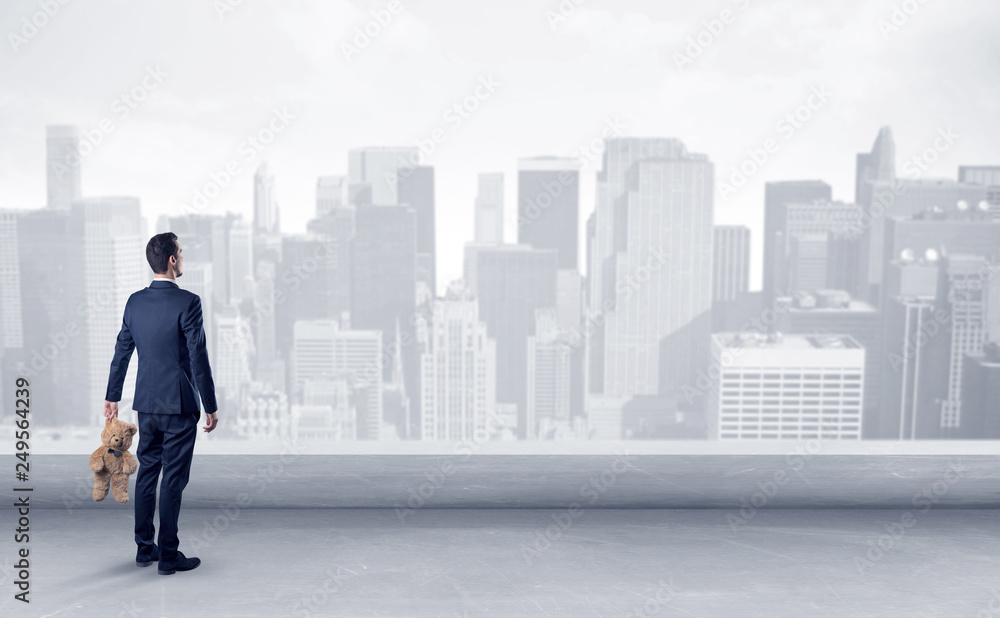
[89,448,105,473]
[122,452,138,475]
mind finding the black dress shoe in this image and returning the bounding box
[157,551,201,575]
[136,544,159,567]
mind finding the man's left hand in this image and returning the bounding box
[104,400,119,421]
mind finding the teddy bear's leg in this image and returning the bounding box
[111,473,130,504]
[93,471,110,502]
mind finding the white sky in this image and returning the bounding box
[2,0,998,293]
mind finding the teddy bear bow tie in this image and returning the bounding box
[107,448,123,458]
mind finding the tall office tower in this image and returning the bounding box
[296,379,356,440]
[291,319,383,439]
[419,296,497,441]
[589,139,690,397]
[775,290,882,439]
[706,332,865,440]
[253,162,279,234]
[881,296,948,440]
[464,243,558,439]
[71,197,146,422]
[351,205,420,434]
[316,175,348,217]
[960,342,1000,439]
[277,227,353,358]
[595,141,714,408]
[860,179,987,304]
[15,210,82,426]
[475,173,504,243]
[878,249,947,439]
[46,125,82,211]
[765,198,861,305]
[556,269,585,417]
[397,165,437,294]
[214,306,253,405]
[526,308,572,439]
[762,181,832,305]
[517,157,580,270]
[348,147,419,206]
[935,254,999,437]
[788,234,829,292]
[253,259,277,371]
[0,211,23,350]
[228,217,254,303]
[854,126,896,208]
[351,205,417,375]
[713,225,750,303]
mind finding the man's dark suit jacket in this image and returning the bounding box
[105,279,218,415]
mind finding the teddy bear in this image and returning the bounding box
[89,418,139,504]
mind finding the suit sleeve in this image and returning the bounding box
[105,302,136,402]
[180,294,219,414]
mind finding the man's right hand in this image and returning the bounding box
[203,412,218,433]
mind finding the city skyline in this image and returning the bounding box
[5,123,999,444]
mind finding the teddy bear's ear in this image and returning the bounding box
[128,424,138,436]
[105,418,112,424]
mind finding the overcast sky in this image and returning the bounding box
[2,0,998,292]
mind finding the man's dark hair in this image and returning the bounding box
[146,232,179,275]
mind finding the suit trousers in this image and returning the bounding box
[134,411,198,562]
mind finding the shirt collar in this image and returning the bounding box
[151,278,178,286]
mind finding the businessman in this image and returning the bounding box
[104,232,219,575]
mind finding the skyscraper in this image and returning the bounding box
[15,209,82,426]
[46,125,82,211]
[464,243,558,438]
[351,205,420,435]
[253,162,279,234]
[71,197,146,422]
[419,295,497,441]
[881,293,947,440]
[935,254,998,436]
[397,165,436,294]
[228,217,254,303]
[474,173,504,244]
[762,180,832,305]
[594,139,714,406]
[517,157,580,270]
